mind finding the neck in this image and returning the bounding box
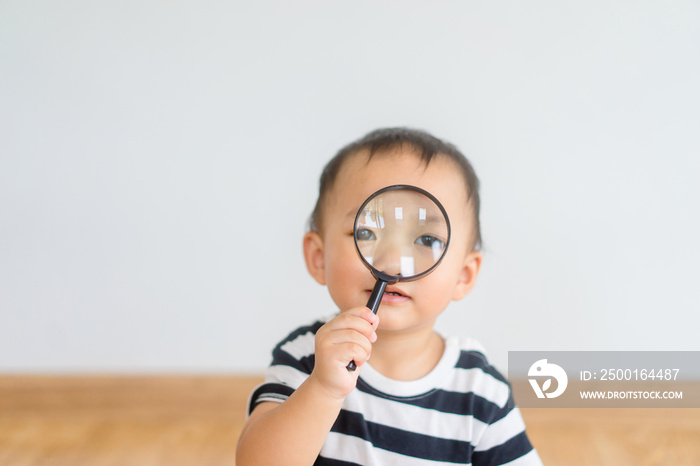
[368,327,445,381]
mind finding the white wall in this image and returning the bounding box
[1,1,699,374]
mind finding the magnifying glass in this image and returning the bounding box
[347,184,451,371]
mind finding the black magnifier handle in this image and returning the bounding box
[347,279,387,372]
[366,279,387,314]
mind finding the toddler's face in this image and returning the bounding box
[305,149,480,335]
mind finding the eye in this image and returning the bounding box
[415,235,445,250]
[355,228,376,241]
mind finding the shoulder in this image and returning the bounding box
[280,313,335,340]
[452,336,507,382]
[447,338,542,464]
[444,336,512,411]
[247,314,335,415]
[267,313,337,376]
[271,314,334,357]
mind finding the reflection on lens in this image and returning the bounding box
[354,186,450,281]
[400,256,415,276]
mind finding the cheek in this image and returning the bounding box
[420,256,464,302]
[418,275,456,309]
[324,239,360,276]
[323,240,370,306]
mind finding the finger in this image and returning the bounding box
[358,307,379,325]
[316,324,373,358]
[329,329,373,355]
[326,311,377,341]
[338,306,377,324]
[338,341,372,367]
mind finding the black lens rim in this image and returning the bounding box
[353,184,452,283]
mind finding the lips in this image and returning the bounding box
[366,286,410,303]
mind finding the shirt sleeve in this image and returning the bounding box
[247,320,324,416]
[471,387,543,466]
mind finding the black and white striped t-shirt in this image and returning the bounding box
[248,317,542,466]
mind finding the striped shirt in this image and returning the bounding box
[248,316,542,466]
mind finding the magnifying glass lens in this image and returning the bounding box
[355,188,449,281]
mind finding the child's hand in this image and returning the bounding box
[309,307,379,400]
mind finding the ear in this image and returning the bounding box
[452,250,482,301]
[303,231,326,285]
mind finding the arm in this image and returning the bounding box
[236,307,378,466]
[472,395,542,466]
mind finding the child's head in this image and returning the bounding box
[303,127,483,332]
[309,127,482,251]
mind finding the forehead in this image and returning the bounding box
[326,149,470,229]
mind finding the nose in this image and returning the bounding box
[371,241,415,278]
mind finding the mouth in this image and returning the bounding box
[365,287,410,303]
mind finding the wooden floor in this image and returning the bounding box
[1,376,698,465]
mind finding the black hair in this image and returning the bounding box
[309,127,482,250]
